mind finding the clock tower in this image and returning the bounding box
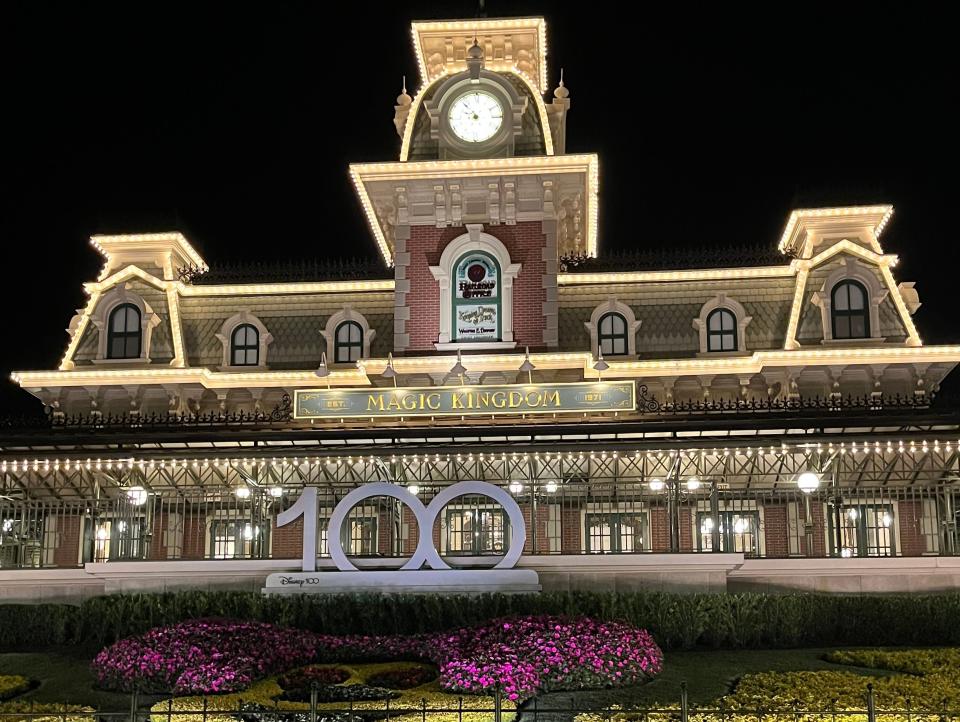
[351,17,598,357]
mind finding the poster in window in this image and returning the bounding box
[454,254,499,341]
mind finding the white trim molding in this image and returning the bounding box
[811,258,888,343]
[215,311,274,370]
[584,299,642,356]
[89,284,162,365]
[692,293,752,355]
[321,306,376,364]
[429,224,521,350]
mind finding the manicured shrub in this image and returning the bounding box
[8,591,960,652]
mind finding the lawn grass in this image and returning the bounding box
[0,651,148,711]
[0,646,905,714]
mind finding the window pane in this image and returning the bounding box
[350,323,362,344]
[850,317,866,338]
[848,284,865,310]
[613,338,626,355]
[836,317,851,339]
[127,336,140,358]
[599,315,611,335]
[722,332,734,351]
[599,338,613,356]
[834,287,849,311]
[708,312,722,331]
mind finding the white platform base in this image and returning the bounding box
[262,569,541,595]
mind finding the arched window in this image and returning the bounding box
[831,280,870,339]
[230,324,259,366]
[706,308,737,352]
[107,303,142,359]
[334,321,363,363]
[597,312,628,356]
[452,251,501,342]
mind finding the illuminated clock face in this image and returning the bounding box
[448,91,504,143]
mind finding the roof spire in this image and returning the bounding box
[554,67,569,99]
[396,75,412,106]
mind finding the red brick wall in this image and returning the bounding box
[520,503,551,553]
[678,507,694,551]
[53,515,81,567]
[560,506,581,553]
[799,503,828,557]
[763,505,790,558]
[897,500,928,557]
[272,516,303,560]
[404,222,548,351]
[149,511,167,560]
[649,506,670,552]
[181,513,207,560]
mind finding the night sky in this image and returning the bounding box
[2,1,956,413]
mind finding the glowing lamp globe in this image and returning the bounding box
[796,472,821,494]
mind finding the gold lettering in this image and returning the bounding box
[366,394,385,412]
[546,390,561,407]
[402,394,418,411]
[477,392,490,408]
[427,393,440,410]
[492,391,507,409]
[452,393,465,409]
[526,391,541,408]
[509,391,523,408]
[386,396,402,411]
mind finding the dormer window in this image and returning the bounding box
[334,321,363,363]
[107,304,142,359]
[216,312,273,370]
[831,280,870,340]
[597,312,628,356]
[706,308,737,352]
[230,324,260,366]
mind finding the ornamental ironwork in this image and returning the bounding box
[0,393,942,433]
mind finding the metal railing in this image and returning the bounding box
[1,682,956,722]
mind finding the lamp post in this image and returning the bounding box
[796,472,820,557]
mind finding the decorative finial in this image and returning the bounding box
[396,75,412,106]
[554,67,570,99]
[466,34,484,80]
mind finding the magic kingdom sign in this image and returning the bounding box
[293,381,636,420]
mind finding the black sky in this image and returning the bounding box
[1,1,957,413]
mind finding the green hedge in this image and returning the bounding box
[3,591,960,651]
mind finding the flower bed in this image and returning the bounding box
[366,665,437,689]
[430,616,662,701]
[98,614,662,701]
[576,647,960,722]
[0,675,31,701]
[277,665,351,689]
[92,619,322,694]
[150,663,516,722]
